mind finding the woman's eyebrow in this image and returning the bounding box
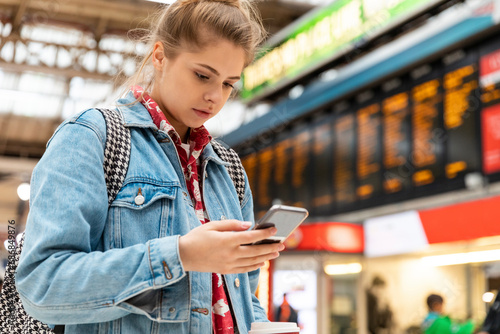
[196,63,240,80]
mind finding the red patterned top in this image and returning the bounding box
[132,86,235,333]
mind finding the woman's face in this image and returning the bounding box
[150,38,246,140]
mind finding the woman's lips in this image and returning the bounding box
[193,108,211,119]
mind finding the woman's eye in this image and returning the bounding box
[196,73,209,81]
[224,82,235,89]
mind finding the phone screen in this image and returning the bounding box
[259,210,306,238]
[252,205,308,244]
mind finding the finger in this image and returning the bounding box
[206,219,252,232]
[239,251,281,266]
[230,260,274,274]
[236,227,278,245]
[239,243,285,258]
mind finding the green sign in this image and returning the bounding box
[241,0,438,102]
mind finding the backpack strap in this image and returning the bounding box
[97,108,132,205]
[0,233,54,333]
[0,108,131,334]
[211,139,246,206]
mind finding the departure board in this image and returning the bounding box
[410,66,444,188]
[235,39,493,216]
[273,134,294,208]
[382,88,412,195]
[240,152,258,204]
[443,51,480,181]
[333,113,357,210]
[291,126,313,208]
[356,101,383,202]
[257,146,274,210]
[311,116,334,215]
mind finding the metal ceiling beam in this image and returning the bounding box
[0,0,156,25]
[0,35,140,81]
[12,0,29,33]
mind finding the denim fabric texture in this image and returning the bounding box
[15,92,267,333]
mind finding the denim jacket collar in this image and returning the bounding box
[115,91,228,166]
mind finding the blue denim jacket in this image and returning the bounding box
[15,92,267,333]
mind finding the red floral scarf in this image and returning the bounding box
[132,86,235,333]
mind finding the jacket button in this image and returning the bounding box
[169,307,175,313]
[134,194,145,205]
[235,278,240,288]
[221,215,226,220]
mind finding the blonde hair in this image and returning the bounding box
[121,0,266,95]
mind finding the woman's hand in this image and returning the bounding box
[178,219,285,274]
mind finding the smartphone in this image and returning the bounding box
[250,205,309,245]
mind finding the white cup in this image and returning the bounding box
[249,322,300,334]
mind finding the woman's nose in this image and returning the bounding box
[204,85,223,105]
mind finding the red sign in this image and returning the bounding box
[480,49,500,86]
[482,104,500,174]
[419,195,500,244]
[284,222,364,253]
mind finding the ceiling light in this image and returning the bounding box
[421,249,500,267]
[324,263,362,276]
[483,292,495,303]
[17,183,30,201]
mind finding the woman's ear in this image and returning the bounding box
[152,41,166,71]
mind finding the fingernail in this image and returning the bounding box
[241,221,252,228]
[279,244,285,251]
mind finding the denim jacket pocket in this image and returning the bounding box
[112,179,179,210]
[107,179,180,248]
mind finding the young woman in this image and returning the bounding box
[15,0,283,332]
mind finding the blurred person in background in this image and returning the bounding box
[421,294,475,334]
[367,275,394,334]
[478,291,500,334]
[14,0,285,333]
[275,293,298,323]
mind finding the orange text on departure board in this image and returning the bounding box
[446,161,467,179]
[357,103,380,179]
[241,153,257,192]
[412,79,440,168]
[312,123,334,207]
[313,123,331,155]
[334,114,356,203]
[292,131,311,188]
[481,84,500,104]
[444,65,478,129]
[383,92,409,169]
[257,147,274,207]
[274,139,292,185]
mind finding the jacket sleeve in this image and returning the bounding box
[15,110,186,325]
[240,171,269,323]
